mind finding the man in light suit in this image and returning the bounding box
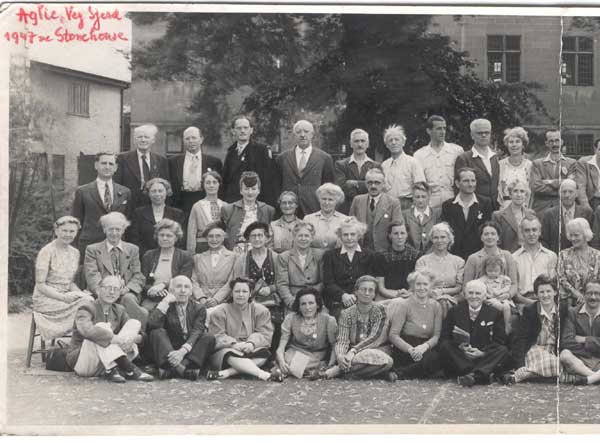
[402,181,441,252]
[541,179,592,253]
[169,126,223,221]
[114,124,170,208]
[221,115,279,207]
[454,119,500,210]
[72,152,133,260]
[84,212,148,327]
[574,138,600,212]
[439,280,510,387]
[441,167,493,260]
[530,129,577,217]
[349,168,403,252]
[334,128,380,214]
[147,275,215,380]
[276,120,335,218]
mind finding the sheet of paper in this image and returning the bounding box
[288,351,311,379]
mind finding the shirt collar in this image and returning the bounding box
[296,145,313,155]
[237,141,249,151]
[185,150,201,159]
[106,240,123,251]
[471,147,495,160]
[579,304,600,319]
[349,154,373,164]
[137,149,150,160]
[317,211,342,219]
[340,244,362,255]
[539,304,556,320]
[543,153,565,163]
[586,156,600,168]
[369,194,382,204]
[452,193,479,206]
[469,304,482,316]
[414,206,431,218]
[96,178,112,186]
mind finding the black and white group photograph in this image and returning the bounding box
[3,2,600,434]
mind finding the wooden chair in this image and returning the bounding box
[25,313,70,368]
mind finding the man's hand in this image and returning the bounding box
[342,293,357,307]
[162,292,177,304]
[575,335,587,344]
[148,283,168,298]
[167,348,187,367]
[462,346,485,360]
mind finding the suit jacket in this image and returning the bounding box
[511,301,567,367]
[530,155,576,215]
[129,205,186,257]
[168,152,223,208]
[402,206,442,252]
[442,301,507,350]
[67,300,130,369]
[222,141,279,207]
[220,200,276,249]
[454,149,500,209]
[191,248,237,303]
[541,204,593,253]
[147,299,208,350]
[334,156,380,214]
[575,155,600,210]
[276,247,324,309]
[441,195,493,260]
[83,240,145,295]
[491,206,536,253]
[561,304,600,356]
[72,181,133,247]
[114,150,170,208]
[322,248,375,309]
[276,147,335,216]
[141,247,194,295]
[349,193,404,252]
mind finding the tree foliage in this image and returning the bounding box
[132,13,550,154]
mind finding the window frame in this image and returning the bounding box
[67,80,90,117]
[486,34,522,83]
[561,36,594,87]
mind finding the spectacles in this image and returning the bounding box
[249,233,266,239]
[100,285,121,292]
[366,181,383,185]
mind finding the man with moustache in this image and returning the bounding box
[114,124,170,208]
[221,115,279,207]
[334,128,380,214]
[169,126,223,220]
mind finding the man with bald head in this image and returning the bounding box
[541,178,593,253]
[115,124,170,208]
[439,279,510,387]
[147,275,215,380]
[168,126,223,220]
[454,119,500,210]
[276,119,335,217]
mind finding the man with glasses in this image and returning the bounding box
[349,168,403,252]
[454,119,500,210]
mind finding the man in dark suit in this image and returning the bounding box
[221,115,279,207]
[349,168,403,252]
[147,275,215,380]
[402,181,442,252]
[114,124,170,208]
[169,126,223,221]
[530,129,577,217]
[574,138,600,212]
[439,280,510,387]
[541,178,593,253]
[72,152,133,260]
[454,118,500,210]
[441,167,493,259]
[276,119,335,218]
[334,129,380,214]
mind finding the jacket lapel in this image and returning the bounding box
[125,151,142,183]
[373,196,388,225]
[501,208,519,235]
[99,243,115,274]
[90,182,107,211]
[286,151,301,178]
[472,155,490,178]
[111,184,128,211]
[141,206,156,224]
[119,245,131,276]
[300,150,318,178]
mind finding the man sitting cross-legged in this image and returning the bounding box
[147,275,216,380]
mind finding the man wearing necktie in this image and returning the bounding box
[402,182,441,253]
[221,115,280,206]
[169,126,223,222]
[114,124,170,209]
[349,168,403,252]
[147,275,216,380]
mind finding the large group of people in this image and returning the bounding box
[31,115,600,388]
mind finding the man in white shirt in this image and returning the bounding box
[414,115,464,208]
[380,124,426,210]
[512,215,557,304]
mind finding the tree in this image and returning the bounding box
[132,13,550,155]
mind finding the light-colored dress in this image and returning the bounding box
[303,211,344,250]
[32,241,92,340]
[416,252,465,290]
[497,157,532,209]
[269,217,300,253]
[187,198,224,253]
[280,312,337,371]
[558,246,600,304]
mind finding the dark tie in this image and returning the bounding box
[110,247,120,275]
[370,197,375,212]
[103,183,111,211]
[141,154,151,186]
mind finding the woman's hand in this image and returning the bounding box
[62,292,81,303]
[342,293,357,307]
[258,287,271,297]
[276,353,290,375]
[410,344,428,361]
[233,342,254,354]
[147,283,167,297]
[572,290,585,305]
[205,298,218,309]
[340,349,355,370]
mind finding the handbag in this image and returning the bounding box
[45,348,73,372]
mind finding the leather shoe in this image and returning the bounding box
[124,365,154,382]
[158,368,176,380]
[572,375,588,386]
[387,370,398,383]
[457,373,476,387]
[106,367,126,384]
[183,369,200,381]
[498,372,516,385]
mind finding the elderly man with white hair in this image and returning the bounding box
[439,279,510,387]
[454,118,500,210]
[541,178,593,254]
[169,126,223,220]
[334,128,380,214]
[84,211,148,327]
[115,124,170,208]
[380,124,426,210]
[276,119,335,217]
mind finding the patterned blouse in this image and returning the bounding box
[335,303,388,357]
[558,246,600,303]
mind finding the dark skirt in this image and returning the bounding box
[391,335,441,378]
[210,346,271,370]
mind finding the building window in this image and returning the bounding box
[487,35,521,83]
[166,131,183,154]
[562,36,594,86]
[67,81,89,117]
[563,133,594,157]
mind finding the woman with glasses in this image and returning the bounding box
[269,191,301,253]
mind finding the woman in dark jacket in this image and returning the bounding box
[504,274,567,384]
